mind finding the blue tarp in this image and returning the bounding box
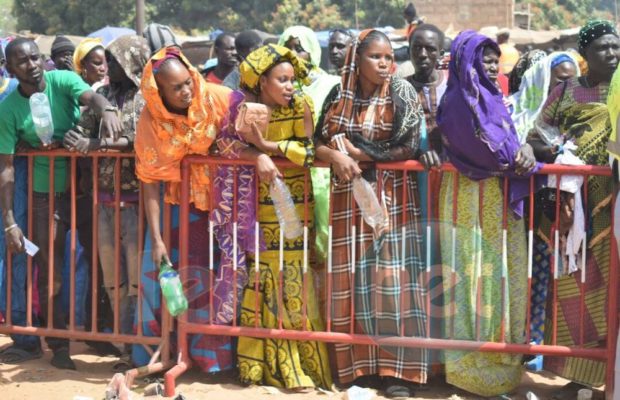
[88,26,136,46]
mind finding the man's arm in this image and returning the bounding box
[0,154,24,253]
[78,90,123,139]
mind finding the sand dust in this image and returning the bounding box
[0,335,605,400]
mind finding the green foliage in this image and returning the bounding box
[14,0,135,35]
[265,0,347,32]
[517,0,614,30]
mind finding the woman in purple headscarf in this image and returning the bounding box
[435,30,537,397]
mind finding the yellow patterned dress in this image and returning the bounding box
[236,92,332,389]
[439,174,527,397]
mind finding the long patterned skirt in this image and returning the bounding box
[330,169,427,384]
[543,175,614,386]
[237,168,332,389]
[439,174,526,397]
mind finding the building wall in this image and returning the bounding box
[414,0,514,32]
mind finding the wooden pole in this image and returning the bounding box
[136,0,145,34]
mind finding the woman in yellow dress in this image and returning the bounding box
[215,44,332,389]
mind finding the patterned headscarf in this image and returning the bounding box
[510,51,580,142]
[73,38,104,75]
[321,29,393,144]
[141,46,219,151]
[106,35,150,88]
[508,49,546,94]
[239,44,310,95]
[578,19,618,52]
[278,25,322,67]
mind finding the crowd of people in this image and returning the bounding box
[0,4,619,399]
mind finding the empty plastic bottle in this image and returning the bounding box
[29,92,54,145]
[270,177,303,239]
[352,176,387,230]
[158,261,188,317]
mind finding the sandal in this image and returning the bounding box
[0,345,43,364]
[552,382,588,400]
[111,355,133,373]
[51,348,76,370]
[383,377,412,399]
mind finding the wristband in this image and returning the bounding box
[4,223,18,232]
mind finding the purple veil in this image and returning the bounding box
[436,30,541,217]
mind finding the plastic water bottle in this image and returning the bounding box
[158,261,188,317]
[352,176,387,230]
[270,177,303,239]
[29,92,54,145]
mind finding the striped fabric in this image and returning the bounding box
[330,170,428,384]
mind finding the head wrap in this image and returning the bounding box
[151,47,182,74]
[73,38,104,75]
[510,51,580,142]
[106,35,150,88]
[143,23,179,55]
[141,46,219,144]
[321,29,390,141]
[277,26,321,67]
[550,53,576,69]
[578,19,618,52]
[508,49,546,93]
[51,35,75,58]
[318,29,417,163]
[239,44,310,95]
[437,30,540,217]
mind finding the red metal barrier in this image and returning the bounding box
[0,150,173,387]
[168,155,618,399]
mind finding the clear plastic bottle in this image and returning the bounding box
[29,92,54,145]
[352,176,387,230]
[269,177,303,239]
[158,262,188,317]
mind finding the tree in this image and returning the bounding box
[265,0,347,32]
[517,0,614,30]
[14,0,136,35]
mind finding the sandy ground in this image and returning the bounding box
[0,335,606,400]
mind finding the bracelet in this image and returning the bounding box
[4,223,18,232]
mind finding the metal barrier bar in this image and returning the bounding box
[0,150,171,389]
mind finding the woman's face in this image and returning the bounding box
[106,52,127,84]
[284,37,311,62]
[482,47,500,82]
[260,62,295,107]
[584,33,620,82]
[155,59,194,113]
[82,47,107,84]
[357,38,393,87]
[549,61,577,91]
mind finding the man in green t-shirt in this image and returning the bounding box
[0,38,122,370]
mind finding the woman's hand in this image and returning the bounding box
[515,143,536,175]
[559,193,576,235]
[332,151,361,182]
[420,150,442,170]
[256,153,281,183]
[152,239,171,267]
[63,129,93,154]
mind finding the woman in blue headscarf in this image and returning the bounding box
[436,30,538,397]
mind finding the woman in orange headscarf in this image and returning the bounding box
[134,46,242,373]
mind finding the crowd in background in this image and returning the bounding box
[0,2,618,399]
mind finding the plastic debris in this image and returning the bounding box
[344,386,375,400]
[526,392,540,400]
